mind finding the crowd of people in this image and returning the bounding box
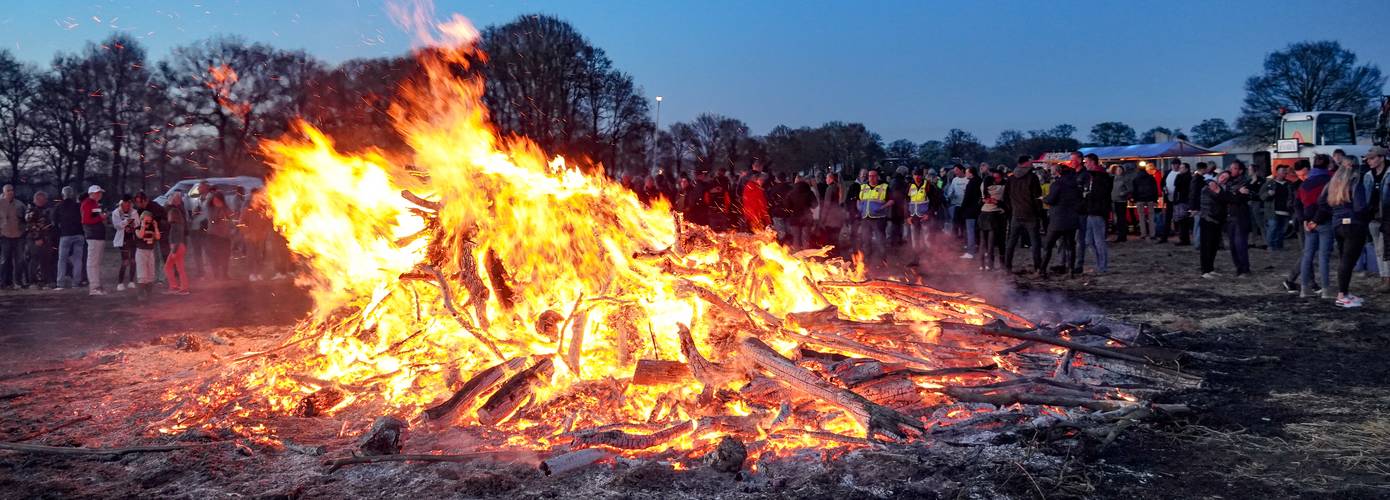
[4,146,1386,309]
[0,181,291,298]
[628,146,1389,309]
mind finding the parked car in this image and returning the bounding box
[154,176,264,227]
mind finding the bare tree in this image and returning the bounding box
[0,50,38,185]
[87,34,152,194]
[161,36,322,176]
[1237,41,1386,144]
[481,14,652,174]
[32,54,102,187]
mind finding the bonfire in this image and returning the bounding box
[156,7,1197,474]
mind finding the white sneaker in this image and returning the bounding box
[248,274,259,282]
[89,289,105,296]
[127,281,135,290]
[1201,272,1218,279]
[116,284,126,291]
[959,253,975,259]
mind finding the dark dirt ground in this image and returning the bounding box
[1,239,1387,499]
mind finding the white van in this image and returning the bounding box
[155,176,265,226]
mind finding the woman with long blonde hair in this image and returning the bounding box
[1320,158,1370,307]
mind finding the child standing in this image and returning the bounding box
[133,210,161,298]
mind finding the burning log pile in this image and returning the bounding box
[140,8,1202,478]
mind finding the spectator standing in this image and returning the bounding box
[816,172,848,250]
[786,174,818,248]
[1173,163,1195,244]
[25,192,56,288]
[111,195,140,291]
[1296,156,1334,298]
[204,191,234,280]
[1040,164,1083,278]
[907,170,932,250]
[1321,162,1370,307]
[1360,146,1389,292]
[1077,155,1113,273]
[978,171,1006,270]
[1111,164,1135,242]
[944,164,969,238]
[132,192,167,282]
[163,192,190,294]
[888,166,911,247]
[1131,165,1160,240]
[133,210,161,299]
[704,173,733,231]
[1262,165,1295,251]
[1198,175,1228,278]
[1281,161,1312,293]
[1003,156,1044,274]
[741,173,770,232]
[844,169,867,247]
[1221,161,1254,276]
[858,169,893,259]
[242,189,276,281]
[958,166,983,259]
[0,184,24,289]
[53,187,84,289]
[80,185,108,295]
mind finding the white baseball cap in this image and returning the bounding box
[87,185,104,194]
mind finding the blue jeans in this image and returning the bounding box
[1077,215,1109,272]
[57,235,85,287]
[1227,221,1251,274]
[1266,215,1289,250]
[1300,225,1333,292]
[964,218,977,254]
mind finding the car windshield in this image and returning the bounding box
[1316,114,1355,145]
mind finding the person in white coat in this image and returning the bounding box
[110,195,140,291]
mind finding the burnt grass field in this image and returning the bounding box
[0,240,1387,499]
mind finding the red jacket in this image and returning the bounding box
[80,198,103,225]
[741,181,769,231]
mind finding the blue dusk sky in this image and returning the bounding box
[4,0,1389,143]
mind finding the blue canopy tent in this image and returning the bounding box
[1079,140,1223,160]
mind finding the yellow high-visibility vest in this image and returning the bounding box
[908,183,929,216]
[859,183,888,218]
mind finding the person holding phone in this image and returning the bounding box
[133,210,161,298]
[80,185,108,295]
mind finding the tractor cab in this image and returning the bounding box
[1268,111,1369,169]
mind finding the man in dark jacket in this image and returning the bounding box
[52,186,85,289]
[1041,164,1084,278]
[1077,154,1113,273]
[1220,161,1254,275]
[1003,156,1044,273]
[887,166,911,247]
[1187,162,1213,245]
[1261,165,1294,251]
[959,167,983,258]
[1131,165,1160,240]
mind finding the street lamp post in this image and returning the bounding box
[652,96,663,174]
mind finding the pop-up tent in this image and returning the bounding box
[1079,140,1223,160]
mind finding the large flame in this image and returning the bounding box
[162,6,1029,458]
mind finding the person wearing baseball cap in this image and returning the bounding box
[80,185,108,295]
[1362,146,1390,292]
